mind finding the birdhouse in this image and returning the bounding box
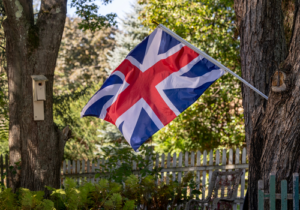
[31,75,48,101]
[31,75,48,121]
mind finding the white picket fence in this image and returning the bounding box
[0,154,9,188]
[61,147,248,209]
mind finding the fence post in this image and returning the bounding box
[196,151,200,199]
[86,159,90,182]
[270,173,276,210]
[160,153,165,184]
[235,148,241,209]
[77,160,80,185]
[0,155,3,185]
[172,153,176,182]
[62,160,66,186]
[155,154,159,185]
[72,160,76,175]
[68,160,71,175]
[258,180,264,210]
[241,148,247,199]
[91,159,95,184]
[184,152,189,200]
[178,152,183,184]
[281,180,287,210]
[221,149,227,197]
[202,150,207,200]
[5,154,8,188]
[293,173,299,210]
[166,153,171,184]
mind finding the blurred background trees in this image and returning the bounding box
[53,2,149,160]
[139,0,245,154]
[106,2,149,73]
[54,17,117,94]
[0,0,245,159]
[0,8,7,154]
[0,72,8,155]
[53,17,117,160]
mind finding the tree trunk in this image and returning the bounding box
[3,0,69,191]
[234,0,300,208]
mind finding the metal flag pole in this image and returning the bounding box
[157,23,269,100]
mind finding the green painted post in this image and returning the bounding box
[281,180,287,210]
[293,173,299,210]
[270,173,276,210]
[258,180,264,210]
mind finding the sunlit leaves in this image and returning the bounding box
[53,18,117,160]
[70,0,117,31]
[139,0,245,153]
[54,18,116,94]
[0,73,8,155]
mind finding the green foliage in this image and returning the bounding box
[0,8,7,154]
[54,18,116,94]
[96,146,202,209]
[97,1,149,144]
[97,144,158,183]
[0,72,8,155]
[106,1,149,73]
[139,0,245,153]
[122,172,201,209]
[104,193,123,209]
[70,0,117,31]
[0,0,6,58]
[54,83,111,160]
[18,188,55,210]
[0,188,16,210]
[0,0,6,17]
[0,188,55,210]
[0,158,201,210]
[122,200,135,210]
[48,177,130,210]
[50,178,99,209]
[54,2,151,156]
[53,18,117,160]
[0,0,117,156]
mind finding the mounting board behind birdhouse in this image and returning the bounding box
[33,101,44,121]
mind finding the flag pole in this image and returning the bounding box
[157,24,269,100]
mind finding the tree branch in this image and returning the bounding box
[39,0,66,13]
[3,0,33,26]
[36,0,67,28]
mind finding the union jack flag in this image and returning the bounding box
[81,28,225,151]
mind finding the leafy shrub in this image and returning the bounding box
[0,187,55,210]
[122,173,201,210]
[0,73,8,155]
[96,144,159,184]
[0,188,17,210]
[0,146,201,209]
[47,178,130,210]
[95,145,202,209]
[0,174,200,210]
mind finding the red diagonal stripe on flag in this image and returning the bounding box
[105,46,199,125]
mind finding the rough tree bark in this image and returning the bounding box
[234,0,300,208]
[3,0,70,191]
